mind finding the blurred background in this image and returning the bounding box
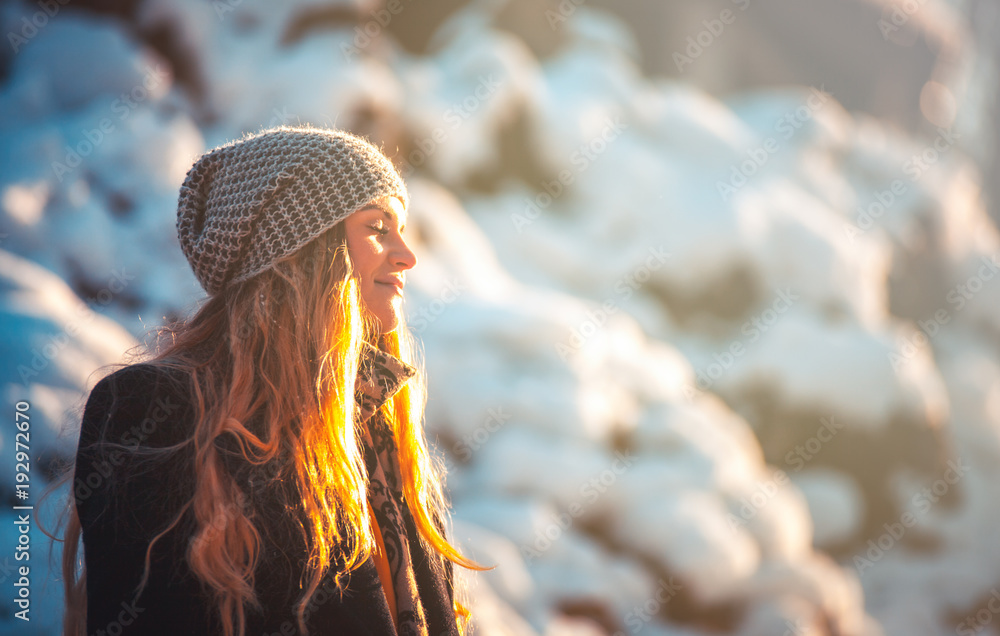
[1,0,999,634]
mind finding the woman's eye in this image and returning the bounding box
[369,224,388,236]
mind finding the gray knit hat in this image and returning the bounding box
[176,125,409,296]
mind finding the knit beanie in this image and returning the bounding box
[176,125,409,297]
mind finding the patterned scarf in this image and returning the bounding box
[354,341,428,635]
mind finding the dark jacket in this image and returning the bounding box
[73,342,458,636]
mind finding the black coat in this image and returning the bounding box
[73,348,459,636]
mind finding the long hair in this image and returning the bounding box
[49,221,485,636]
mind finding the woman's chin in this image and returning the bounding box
[372,310,400,333]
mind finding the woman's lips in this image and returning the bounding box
[377,280,404,294]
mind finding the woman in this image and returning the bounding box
[58,125,486,635]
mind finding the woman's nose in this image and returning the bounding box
[393,234,418,270]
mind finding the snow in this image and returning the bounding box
[1,0,997,634]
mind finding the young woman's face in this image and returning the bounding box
[343,195,417,333]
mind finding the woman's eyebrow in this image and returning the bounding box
[360,204,406,232]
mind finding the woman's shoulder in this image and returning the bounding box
[80,361,195,450]
[93,359,191,389]
[74,363,202,560]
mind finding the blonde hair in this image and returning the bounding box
[49,221,487,635]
